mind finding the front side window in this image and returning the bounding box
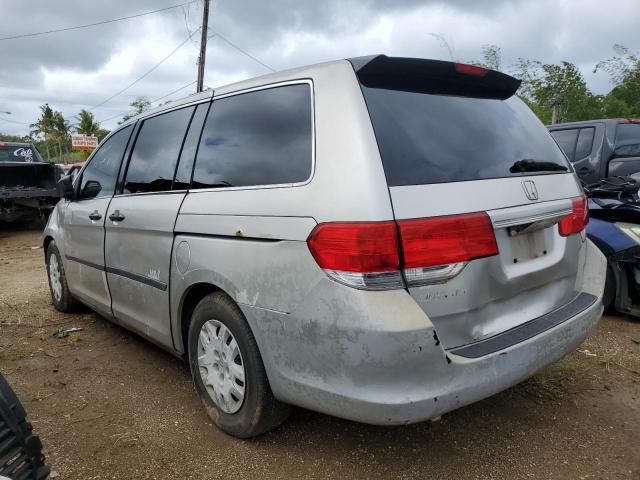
[79,126,132,200]
[122,106,194,194]
[192,83,312,189]
[615,123,640,157]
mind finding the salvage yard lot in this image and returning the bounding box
[1,227,639,479]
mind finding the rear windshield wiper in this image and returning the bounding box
[509,159,568,173]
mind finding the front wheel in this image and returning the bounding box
[187,292,290,438]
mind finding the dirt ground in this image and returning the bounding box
[0,227,639,480]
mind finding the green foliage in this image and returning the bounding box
[119,97,151,125]
[0,132,32,142]
[473,44,640,125]
[75,109,100,136]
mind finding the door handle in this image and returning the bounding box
[109,210,125,222]
[88,210,102,221]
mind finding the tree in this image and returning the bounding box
[75,109,100,136]
[119,97,151,125]
[52,111,70,163]
[29,104,55,160]
[596,44,640,117]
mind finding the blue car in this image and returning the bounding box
[586,177,640,316]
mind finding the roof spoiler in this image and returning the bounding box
[350,55,521,100]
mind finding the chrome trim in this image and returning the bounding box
[492,208,572,229]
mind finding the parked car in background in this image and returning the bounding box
[584,176,640,317]
[548,118,640,184]
[0,142,61,224]
[44,55,605,438]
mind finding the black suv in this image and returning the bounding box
[548,119,640,184]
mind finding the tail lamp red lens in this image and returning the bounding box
[558,196,588,237]
[306,222,400,273]
[454,63,489,77]
[307,212,499,288]
[398,213,499,268]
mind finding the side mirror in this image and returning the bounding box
[57,175,75,200]
[82,180,102,199]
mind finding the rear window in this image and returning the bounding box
[361,87,570,186]
[0,144,42,163]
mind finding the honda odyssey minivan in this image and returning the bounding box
[44,55,606,438]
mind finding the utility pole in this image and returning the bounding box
[196,0,210,93]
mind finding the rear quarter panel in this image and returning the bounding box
[170,60,394,353]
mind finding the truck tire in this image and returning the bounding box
[0,374,49,480]
[187,292,290,438]
[46,241,79,313]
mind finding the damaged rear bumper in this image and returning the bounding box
[243,240,606,426]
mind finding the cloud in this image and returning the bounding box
[0,0,638,135]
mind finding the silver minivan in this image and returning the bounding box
[44,56,606,438]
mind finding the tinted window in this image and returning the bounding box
[123,106,194,194]
[575,128,594,159]
[79,126,131,200]
[0,144,43,163]
[192,84,312,189]
[550,129,578,162]
[362,87,569,186]
[615,123,640,157]
[174,103,209,189]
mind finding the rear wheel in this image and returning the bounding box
[46,241,79,312]
[187,292,290,438]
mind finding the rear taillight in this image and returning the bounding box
[307,212,499,290]
[306,222,403,290]
[398,212,499,286]
[559,196,588,237]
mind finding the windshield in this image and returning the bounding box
[361,87,571,186]
[0,144,43,163]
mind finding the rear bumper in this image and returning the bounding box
[244,239,606,425]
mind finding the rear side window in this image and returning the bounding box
[551,129,578,161]
[122,106,194,194]
[615,123,640,157]
[173,103,209,190]
[362,87,569,186]
[575,128,594,159]
[79,126,132,200]
[192,83,312,189]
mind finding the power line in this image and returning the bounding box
[210,29,275,72]
[89,29,200,111]
[97,80,198,124]
[0,1,197,42]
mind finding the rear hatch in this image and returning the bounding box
[353,56,587,349]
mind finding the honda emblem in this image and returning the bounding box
[522,180,539,201]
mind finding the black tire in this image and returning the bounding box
[187,292,290,438]
[45,240,79,312]
[0,374,49,480]
[603,263,616,314]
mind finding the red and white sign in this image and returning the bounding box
[71,134,98,151]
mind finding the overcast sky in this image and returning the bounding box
[1,0,638,136]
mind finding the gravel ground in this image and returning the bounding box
[0,227,639,479]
